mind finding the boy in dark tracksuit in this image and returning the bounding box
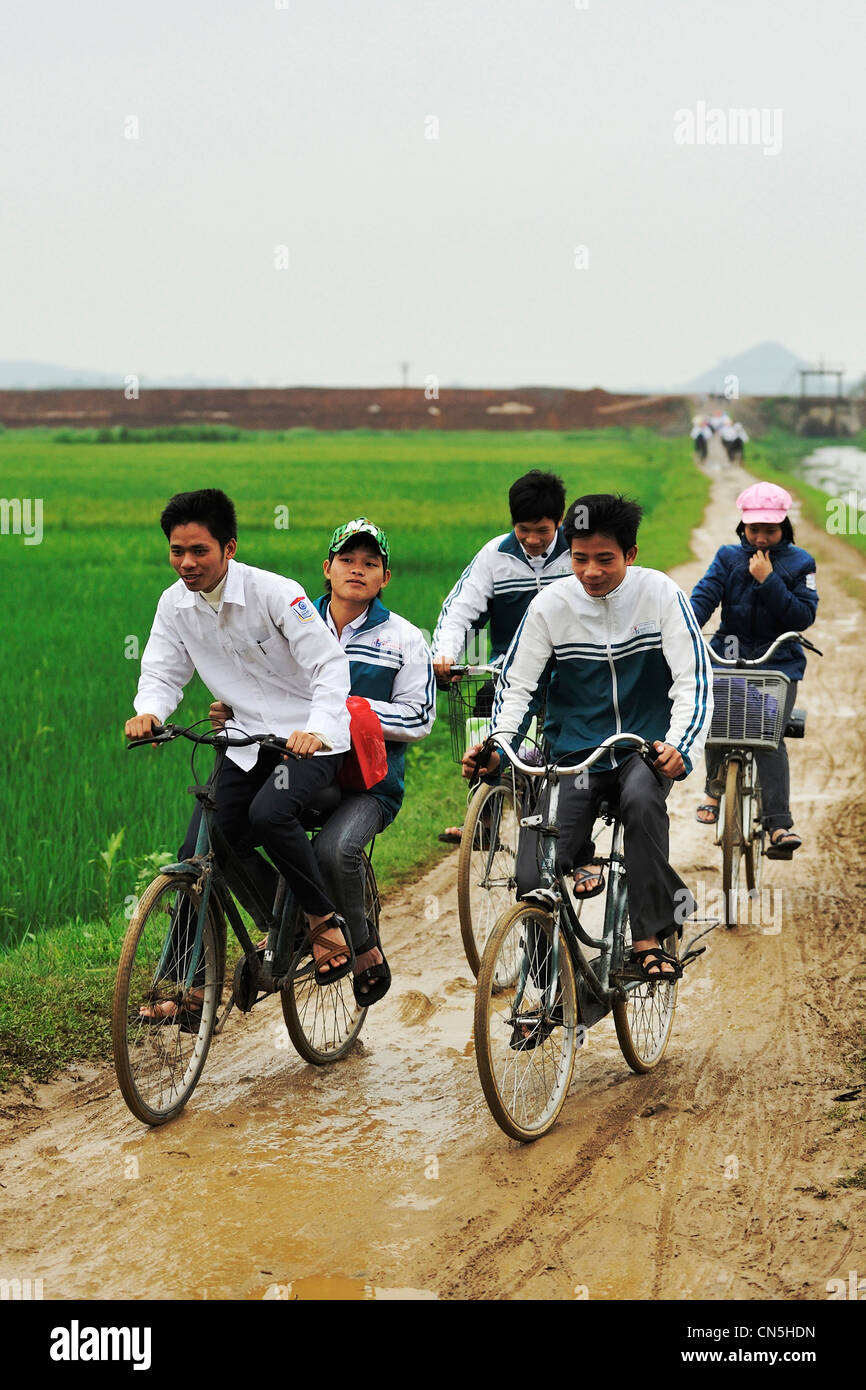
[469,494,712,982]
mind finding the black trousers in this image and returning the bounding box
[181,748,345,920]
[516,754,694,941]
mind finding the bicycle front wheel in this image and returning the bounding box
[113,873,222,1126]
[474,903,579,1143]
[613,914,678,1072]
[281,856,372,1064]
[721,758,744,926]
[457,781,520,978]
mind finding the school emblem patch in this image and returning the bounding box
[291,596,315,622]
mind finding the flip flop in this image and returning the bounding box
[572,860,606,898]
[695,803,720,824]
[437,827,463,844]
[627,947,683,983]
[138,995,204,1034]
[766,829,802,859]
[352,919,391,1007]
[308,914,354,986]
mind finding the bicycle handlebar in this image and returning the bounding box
[490,731,651,779]
[706,630,823,666]
[126,722,301,758]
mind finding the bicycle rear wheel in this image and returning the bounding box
[474,903,578,1142]
[113,872,222,1125]
[721,758,744,926]
[457,781,520,978]
[744,765,764,895]
[281,855,372,1064]
[613,913,678,1072]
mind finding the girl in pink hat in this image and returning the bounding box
[689,482,818,857]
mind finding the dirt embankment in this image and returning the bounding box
[0,386,688,434]
[0,442,863,1302]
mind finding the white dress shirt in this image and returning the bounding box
[324,603,369,648]
[134,559,351,769]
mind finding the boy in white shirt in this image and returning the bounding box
[125,488,354,994]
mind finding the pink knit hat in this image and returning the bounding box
[736,482,792,524]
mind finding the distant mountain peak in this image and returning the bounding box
[682,342,813,396]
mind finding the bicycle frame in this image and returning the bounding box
[142,731,322,1009]
[510,767,635,1031]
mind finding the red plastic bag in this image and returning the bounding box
[337,696,388,791]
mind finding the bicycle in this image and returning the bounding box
[705,631,821,926]
[112,722,377,1126]
[444,664,544,977]
[473,733,709,1142]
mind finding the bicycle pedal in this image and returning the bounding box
[679,946,707,968]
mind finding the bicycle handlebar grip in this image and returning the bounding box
[126,721,170,749]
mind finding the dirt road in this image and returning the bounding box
[2,450,864,1302]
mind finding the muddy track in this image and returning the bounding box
[1,443,864,1302]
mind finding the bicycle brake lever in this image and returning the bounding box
[468,736,497,789]
[639,746,667,788]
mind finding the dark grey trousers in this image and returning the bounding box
[516,754,694,941]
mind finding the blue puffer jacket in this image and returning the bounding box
[689,537,818,679]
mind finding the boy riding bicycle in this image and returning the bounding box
[467,494,713,981]
[432,469,571,841]
[124,488,355,1003]
[209,518,435,1005]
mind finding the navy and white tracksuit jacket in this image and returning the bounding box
[491,567,713,777]
[314,595,435,824]
[432,529,573,663]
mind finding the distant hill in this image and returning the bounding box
[0,360,122,389]
[681,341,812,396]
[0,360,246,389]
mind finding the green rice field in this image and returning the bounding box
[0,424,709,1082]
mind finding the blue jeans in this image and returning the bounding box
[311,794,388,950]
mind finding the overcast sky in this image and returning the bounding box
[2,0,864,390]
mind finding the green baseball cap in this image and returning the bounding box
[328,517,390,568]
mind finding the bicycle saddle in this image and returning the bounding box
[299,783,343,831]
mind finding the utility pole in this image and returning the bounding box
[399,360,412,389]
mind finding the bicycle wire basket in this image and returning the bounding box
[445,671,547,766]
[445,672,498,763]
[706,670,790,750]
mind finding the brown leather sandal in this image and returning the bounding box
[307,914,354,985]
